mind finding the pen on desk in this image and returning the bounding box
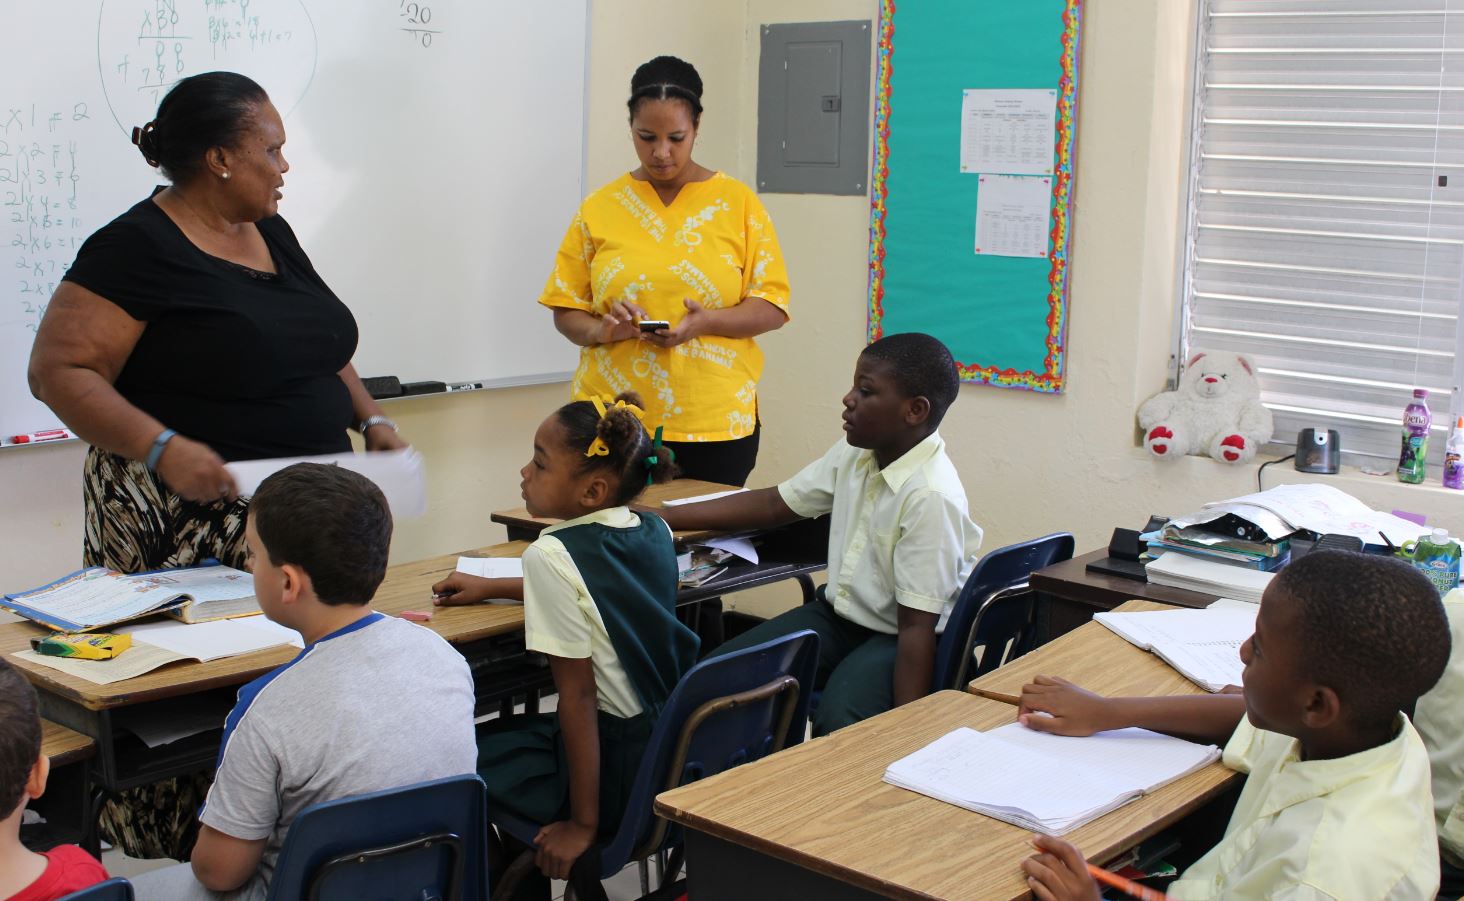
[9,429,70,444]
[971,688,1021,706]
[1086,863,1171,901]
[444,382,485,393]
[1378,530,1397,553]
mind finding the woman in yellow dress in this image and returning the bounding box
[540,55,790,488]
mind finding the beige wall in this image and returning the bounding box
[5,0,1462,604]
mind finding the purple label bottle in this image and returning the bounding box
[1399,388,1431,484]
[1446,415,1464,490]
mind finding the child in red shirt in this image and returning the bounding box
[0,658,108,901]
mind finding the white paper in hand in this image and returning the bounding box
[226,449,427,518]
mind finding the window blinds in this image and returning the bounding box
[1182,0,1464,463]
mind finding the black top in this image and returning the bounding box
[63,192,357,462]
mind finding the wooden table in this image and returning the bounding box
[492,478,739,544]
[656,602,1242,900]
[493,477,829,607]
[42,719,96,768]
[1034,549,1221,639]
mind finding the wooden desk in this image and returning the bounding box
[493,477,829,607]
[1034,549,1220,639]
[970,599,1216,700]
[656,601,1243,900]
[492,478,737,543]
[42,719,96,768]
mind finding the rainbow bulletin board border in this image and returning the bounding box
[869,0,1083,393]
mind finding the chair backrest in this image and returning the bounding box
[59,878,134,901]
[265,773,488,901]
[598,629,819,873]
[933,533,1075,691]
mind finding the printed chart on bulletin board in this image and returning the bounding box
[869,0,1083,393]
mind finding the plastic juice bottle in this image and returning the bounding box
[1446,416,1464,490]
[1398,388,1431,484]
[1407,528,1462,596]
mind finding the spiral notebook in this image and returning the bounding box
[884,723,1220,835]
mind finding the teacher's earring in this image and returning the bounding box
[220,171,231,180]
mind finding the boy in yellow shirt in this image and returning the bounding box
[1018,550,1448,900]
[657,333,983,735]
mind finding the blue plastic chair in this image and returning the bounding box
[265,774,489,901]
[59,878,133,901]
[491,629,820,901]
[933,533,1075,690]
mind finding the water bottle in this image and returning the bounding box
[1398,388,1431,484]
[1446,415,1464,490]
[1400,528,1462,596]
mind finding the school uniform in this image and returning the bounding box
[1167,715,1440,900]
[714,432,982,736]
[1414,587,1464,893]
[478,507,699,831]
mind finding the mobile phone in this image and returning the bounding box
[638,319,671,332]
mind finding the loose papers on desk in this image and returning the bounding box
[2,566,258,632]
[455,557,523,579]
[661,488,747,506]
[1144,553,1273,603]
[14,617,302,685]
[1095,600,1257,692]
[225,448,427,518]
[1171,483,1429,547]
[884,723,1219,835]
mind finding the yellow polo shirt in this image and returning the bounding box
[522,506,666,718]
[1414,588,1464,866]
[539,172,791,442]
[1168,716,1439,900]
[777,433,983,634]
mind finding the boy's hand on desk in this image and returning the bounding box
[1018,675,1111,736]
[1022,835,1101,901]
[431,574,522,606]
[534,820,596,881]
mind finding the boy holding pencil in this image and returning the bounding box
[1017,551,1448,900]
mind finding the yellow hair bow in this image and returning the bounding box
[584,396,646,458]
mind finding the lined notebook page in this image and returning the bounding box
[884,723,1219,834]
[1095,600,1256,691]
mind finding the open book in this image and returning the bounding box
[883,723,1219,835]
[2,566,259,632]
[1094,600,1258,692]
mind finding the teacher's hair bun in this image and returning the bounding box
[628,56,704,122]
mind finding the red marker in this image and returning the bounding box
[9,430,70,444]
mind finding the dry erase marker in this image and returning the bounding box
[445,382,485,393]
[9,429,70,444]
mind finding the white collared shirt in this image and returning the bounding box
[777,432,982,634]
[1414,587,1464,865]
[523,506,664,718]
[1168,716,1439,900]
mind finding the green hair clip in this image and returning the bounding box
[645,426,664,485]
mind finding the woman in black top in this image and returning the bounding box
[28,72,405,575]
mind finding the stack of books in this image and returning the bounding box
[1144,553,1273,603]
[1146,524,1289,572]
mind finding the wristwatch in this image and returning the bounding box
[356,415,399,434]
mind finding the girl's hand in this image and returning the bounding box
[155,434,238,504]
[431,575,524,606]
[1018,675,1112,736]
[533,820,596,880]
[1021,835,1102,901]
[364,424,408,451]
[595,300,648,345]
[641,298,711,348]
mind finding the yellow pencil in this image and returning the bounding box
[1087,863,1171,901]
[971,687,1021,706]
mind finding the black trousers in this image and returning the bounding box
[661,426,761,650]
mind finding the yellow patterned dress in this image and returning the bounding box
[540,172,791,443]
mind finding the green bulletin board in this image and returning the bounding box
[869,0,1084,393]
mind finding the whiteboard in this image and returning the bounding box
[1,0,584,441]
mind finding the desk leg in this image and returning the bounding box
[682,830,888,901]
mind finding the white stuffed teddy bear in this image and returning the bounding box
[1138,351,1273,464]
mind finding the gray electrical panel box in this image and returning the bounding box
[757,20,872,195]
